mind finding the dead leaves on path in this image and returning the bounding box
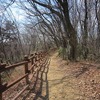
[57,58,100,100]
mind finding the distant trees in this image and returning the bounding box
[0,20,21,63]
[0,0,100,63]
[24,0,77,60]
[25,0,100,61]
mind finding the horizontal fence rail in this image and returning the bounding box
[0,51,48,100]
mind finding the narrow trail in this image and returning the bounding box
[46,52,100,100]
[47,53,81,100]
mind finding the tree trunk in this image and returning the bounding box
[82,0,88,59]
[59,0,77,60]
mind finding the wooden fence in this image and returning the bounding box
[0,51,48,100]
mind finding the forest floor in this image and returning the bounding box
[44,52,100,100]
[3,52,100,100]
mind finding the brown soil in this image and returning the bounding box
[47,52,100,100]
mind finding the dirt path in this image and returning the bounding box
[48,53,81,100]
[47,52,100,100]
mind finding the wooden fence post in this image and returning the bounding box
[0,73,2,100]
[30,54,34,73]
[30,54,33,65]
[0,63,2,100]
[0,63,6,100]
[35,53,38,61]
[24,55,29,84]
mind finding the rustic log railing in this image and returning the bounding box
[0,51,48,100]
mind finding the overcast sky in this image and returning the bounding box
[0,0,27,23]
